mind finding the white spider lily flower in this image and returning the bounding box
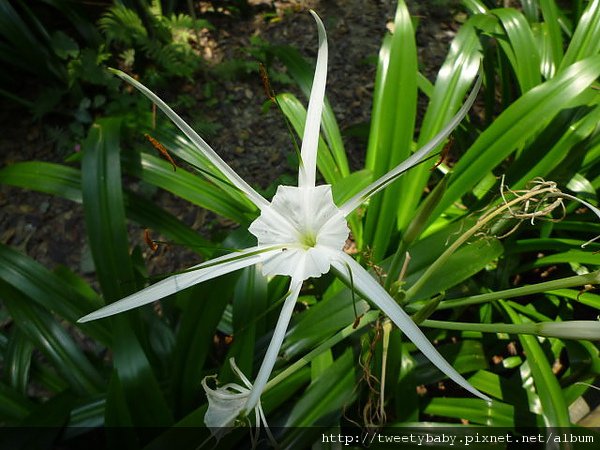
[202,358,275,445]
[78,9,490,435]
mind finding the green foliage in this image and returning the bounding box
[99,4,148,47]
[1,0,600,447]
[99,5,210,81]
[0,0,211,156]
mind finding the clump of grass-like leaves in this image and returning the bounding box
[1,0,600,447]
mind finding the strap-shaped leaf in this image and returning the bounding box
[124,152,254,223]
[284,348,355,428]
[501,301,571,427]
[0,161,215,257]
[276,92,341,185]
[108,317,174,427]
[0,244,110,344]
[268,47,349,177]
[0,161,82,202]
[0,380,35,422]
[493,8,542,93]
[82,118,135,301]
[423,398,520,427]
[171,276,237,415]
[539,0,564,75]
[432,54,600,220]
[5,327,34,395]
[395,20,481,233]
[362,0,417,260]
[81,118,174,428]
[150,128,257,211]
[560,0,600,69]
[1,282,105,395]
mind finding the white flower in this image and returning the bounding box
[202,359,275,446]
[78,9,489,436]
[248,185,349,280]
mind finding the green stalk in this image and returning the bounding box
[419,270,600,311]
[263,311,379,392]
[422,319,600,340]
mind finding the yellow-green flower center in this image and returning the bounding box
[301,232,317,248]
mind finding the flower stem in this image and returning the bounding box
[421,319,600,340]
[407,270,600,312]
[421,319,533,334]
[264,310,379,392]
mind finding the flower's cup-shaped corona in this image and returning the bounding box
[202,377,249,434]
[249,185,349,279]
[202,359,275,445]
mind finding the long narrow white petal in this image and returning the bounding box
[298,11,328,188]
[109,69,270,210]
[330,251,491,402]
[244,278,303,412]
[339,75,482,216]
[78,246,281,322]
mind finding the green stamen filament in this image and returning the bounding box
[301,233,317,248]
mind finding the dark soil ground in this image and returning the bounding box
[0,0,462,280]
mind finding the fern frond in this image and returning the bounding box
[98,5,147,46]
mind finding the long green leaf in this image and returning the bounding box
[423,398,517,427]
[124,153,254,224]
[0,244,109,344]
[284,348,355,428]
[0,161,82,202]
[222,267,268,381]
[560,0,600,69]
[433,54,600,220]
[0,161,215,257]
[540,0,564,75]
[509,102,600,189]
[151,128,256,211]
[493,8,541,92]
[1,282,105,395]
[501,301,571,427]
[4,327,33,395]
[171,277,235,416]
[104,371,137,449]
[275,93,342,185]
[395,21,481,233]
[82,118,173,427]
[82,118,135,301]
[413,340,489,385]
[0,380,35,422]
[110,317,174,428]
[363,0,418,260]
[283,290,370,359]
